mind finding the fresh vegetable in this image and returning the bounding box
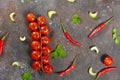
[41,36,51,45]
[42,46,51,55]
[22,72,32,80]
[31,31,40,40]
[57,54,79,76]
[93,67,117,80]
[31,41,41,50]
[90,46,99,54]
[40,25,50,35]
[60,19,82,46]
[37,16,47,26]
[26,13,36,22]
[31,51,41,60]
[67,0,75,3]
[112,27,120,45]
[88,11,98,19]
[28,22,38,31]
[112,27,118,39]
[42,55,50,64]
[88,16,113,38]
[32,61,42,70]
[115,36,120,44]
[9,12,16,22]
[51,44,66,59]
[11,61,20,67]
[103,55,113,66]
[19,36,26,41]
[47,10,57,19]
[72,14,81,24]
[43,64,54,74]
[0,32,9,56]
[88,67,97,76]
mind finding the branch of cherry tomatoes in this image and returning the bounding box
[26,13,54,74]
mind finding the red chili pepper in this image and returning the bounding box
[57,54,79,76]
[0,32,9,56]
[93,67,117,80]
[88,16,113,38]
[60,20,82,46]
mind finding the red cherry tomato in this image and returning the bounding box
[42,46,51,55]
[37,16,46,26]
[26,13,36,22]
[103,56,113,66]
[28,22,38,31]
[31,31,40,40]
[32,61,42,70]
[43,64,54,74]
[31,41,41,50]
[42,36,50,45]
[31,51,41,60]
[40,25,50,35]
[42,55,50,64]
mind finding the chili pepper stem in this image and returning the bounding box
[1,32,9,40]
[104,16,113,25]
[93,75,99,80]
[60,19,67,32]
[72,54,79,64]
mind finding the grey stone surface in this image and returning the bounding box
[0,0,120,80]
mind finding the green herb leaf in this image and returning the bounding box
[50,44,66,59]
[115,36,120,45]
[22,72,32,80]
[112,27,118,39]
[112,27,118,34]
[51,51,58,59]
[56,44,62,51]
[58,49,66,58]
[112,33,117,40]
[72,14,81,24]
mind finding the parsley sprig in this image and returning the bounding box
[72,14,81,24]
[112,27,120,45]
[22,72,32,80]
[51,44,67,59]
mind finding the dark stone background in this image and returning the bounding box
[0,0,120,80]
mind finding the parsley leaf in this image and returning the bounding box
[72,14,81,24]
[51,51,58,59]
[112,27,118,39]
[51,44,66,59]
[115,36,120,45]
[22,72,32,80]
[58,49,66,58]
[112,27,120,45]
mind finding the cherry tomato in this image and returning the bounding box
[31,31,40,40]
[43,64,54,74]
[37,16,46,26]
[28,22,38,31]
[103,55,113,66]
[42,46,51,54]
[31,51,41,60]
[42,36,50,45]
[32,61,42,70]
[40,25,50,35]
[26,13,36,22]
[42,55,50,64]
[31,41,41,50]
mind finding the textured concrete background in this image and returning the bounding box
[0,0,120,80]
